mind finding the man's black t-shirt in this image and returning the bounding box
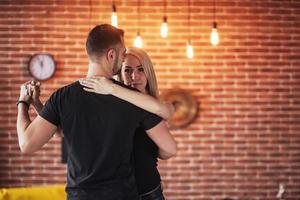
[39,81,161,199]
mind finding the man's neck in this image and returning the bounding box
[87,62,112,78]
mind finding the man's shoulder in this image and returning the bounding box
[55,81,79,94]
[48,81,80,101]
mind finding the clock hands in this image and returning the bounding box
[29,54,55,80]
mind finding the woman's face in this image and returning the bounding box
[121,54,148,94]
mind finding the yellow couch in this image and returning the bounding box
[0,185,66,200]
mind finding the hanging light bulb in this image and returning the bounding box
[210,22,219,46]
[111,3,118,27]
[160,16,168,38]
[186,0,193,59]
[186,40,194,59]
[134,0,142,48]
[210,0,219,46]
[134,31,143,48]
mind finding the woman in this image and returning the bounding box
[80,47,175,200]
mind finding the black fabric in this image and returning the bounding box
[140,184,164,200]
[39,81,161,199]
[134,127,161,195]
[66,175,139,200]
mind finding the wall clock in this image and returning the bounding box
[28,53,56,81]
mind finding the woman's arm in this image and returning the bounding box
[112,85,174,120]
[80,77,174,120]
[32,98,43,115]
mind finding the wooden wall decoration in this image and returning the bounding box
[161,89,198,129]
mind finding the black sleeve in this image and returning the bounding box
[39,91,61,127]
[140,112,162,131]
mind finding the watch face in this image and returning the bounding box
[28,54,56,81]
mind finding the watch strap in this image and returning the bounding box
[16,100,30,110]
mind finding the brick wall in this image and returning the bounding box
[0,0,300,199]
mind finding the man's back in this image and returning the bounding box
[39,81,161,199]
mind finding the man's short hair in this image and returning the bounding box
[86,24,124,61]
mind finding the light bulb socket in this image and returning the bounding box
[163,16,167,23]
[112,4,117,12]
[212,22,217,29]
[187,39,192,45]
[137,31,140,36]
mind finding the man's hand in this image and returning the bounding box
[19,81,32,104]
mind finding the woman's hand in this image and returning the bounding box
[24,80,43,113]
[79,77,114,95]
[165,102,175,117]
[53,128,64,138]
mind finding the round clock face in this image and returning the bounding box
[28,54,56,81]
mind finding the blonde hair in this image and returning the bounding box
[119,47,159,98]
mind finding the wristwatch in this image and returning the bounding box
[16,100,30,110]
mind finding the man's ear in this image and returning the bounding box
[106,49,115,62]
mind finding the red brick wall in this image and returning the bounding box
[1,0,300,199]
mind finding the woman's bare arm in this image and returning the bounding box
[80,77,174,120]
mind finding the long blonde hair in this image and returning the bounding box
[119,47,159,98]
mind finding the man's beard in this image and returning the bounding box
[112,53,121,75]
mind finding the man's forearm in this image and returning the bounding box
[16,104,31,151]
[158,148,176,160]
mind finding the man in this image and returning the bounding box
[17,24,176,200]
